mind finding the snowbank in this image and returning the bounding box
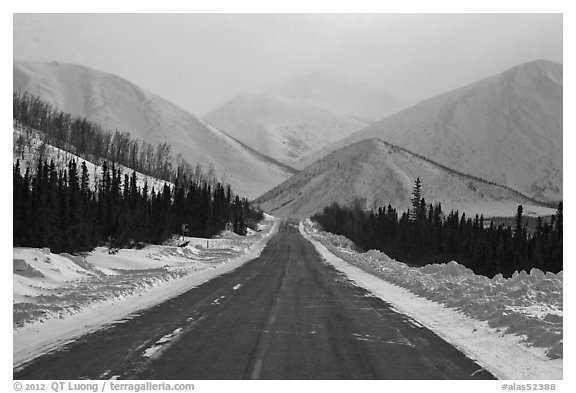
[13,216,280,367]
[300,220,562,380]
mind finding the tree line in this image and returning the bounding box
[13,157,262,254]
[13,91,204,183]
[312,178,562,278]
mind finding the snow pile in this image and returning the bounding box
[14,217,280,367]
[13,215,277,329]
[14,247,193,328]
[304,220,563,359]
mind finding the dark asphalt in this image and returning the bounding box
[14,222,495,380]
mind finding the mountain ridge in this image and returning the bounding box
[294,60,562,203]
[255,138,555,219]
[204,93,366,165]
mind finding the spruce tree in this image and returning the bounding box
[410,177,423,222]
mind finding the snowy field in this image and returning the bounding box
[13,215,279,367]
[300,219,562,380]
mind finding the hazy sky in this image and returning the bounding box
[13,13,562,116]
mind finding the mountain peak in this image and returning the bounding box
[255,133,553,219]
[295,61,562,202]
[505,59,563,87]
[205,92,366,166]
[515,59,561,69]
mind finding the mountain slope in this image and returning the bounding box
[13,61,293,199]
[204,94,366,165]
[254,138,553,219]
[295,61,562,202]
[13,123,168,193]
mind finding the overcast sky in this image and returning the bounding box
[13,13,562,116]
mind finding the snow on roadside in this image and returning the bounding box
[299,219,562,380]
[13,215,280,367]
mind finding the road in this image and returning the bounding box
[14,222,495,380]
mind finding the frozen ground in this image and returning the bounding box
[300,219,562,380]
[13,215,279,366]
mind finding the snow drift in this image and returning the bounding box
[304,220,563,360]
[13,216,277,329]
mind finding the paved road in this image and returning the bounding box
[14,222,495,380]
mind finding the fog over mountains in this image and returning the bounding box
[296,60,562,203]
[205,94,366,166]
[261,72,406,122]
[13,61,294,199]
[204,72,408,166]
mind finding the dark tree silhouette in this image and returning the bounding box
[312,181,562,278]
[13,158,262,253]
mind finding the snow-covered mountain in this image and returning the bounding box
[204,94,366,165]
[13,61,294,199]
[254,138,554,219]
[295,61,562,203]
[263,72,405,122]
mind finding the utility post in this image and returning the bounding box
[181,223,189,240]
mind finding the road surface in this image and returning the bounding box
[14,222,495,380]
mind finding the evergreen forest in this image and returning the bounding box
[312,178,562,278]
